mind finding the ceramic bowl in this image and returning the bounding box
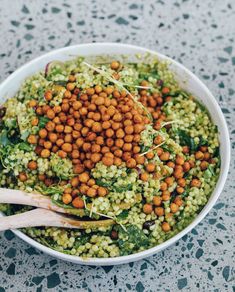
[0,43,230,265]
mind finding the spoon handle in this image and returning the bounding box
[0,187,67,213]
[0,208,114,231]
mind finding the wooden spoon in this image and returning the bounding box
[0,208,114,231]
[0,188,85,216]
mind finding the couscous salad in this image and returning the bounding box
[0,56,220,257]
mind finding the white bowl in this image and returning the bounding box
[0,43,230,266]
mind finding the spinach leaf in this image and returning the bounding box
[198,136,207,147]
[116,225,150,256]
[140,145,150,153]
[38,116,50,129]
[175,129,197,152]
[37,185,63,196]
[112,184,132,193]
[214,147,219,157]
[96,179,112,188]
[54,80,67,87]
[116,210,129,220]
[18,142,32,151]
[74,233,91,247]
[0,129,11,146]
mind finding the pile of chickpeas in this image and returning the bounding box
[25,61,160,208]
[23,61,215,232]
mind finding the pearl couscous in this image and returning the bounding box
[0,55,220,257]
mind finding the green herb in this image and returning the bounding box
[204,164,215,179]
[195,100,207,112]
[140,145,150,153]
[214,147,219,157]
[0,129,11,146]
[116,210,129,220]
[116,225,150,256]
[74,233,91,247]
[96,179,112,188]
[112,184,132,193]
[38,116,50,129]
[18,142,32,151]
[54,80,67,87]
[36,185,63,196]
[175,129,197,152]
[198,136,207,147]
[181,188,189,198]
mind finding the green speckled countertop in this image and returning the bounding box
[0,0,234,291]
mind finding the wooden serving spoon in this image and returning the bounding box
[0,187,85,216]
[0,188,115,230]
[0,208,115,231]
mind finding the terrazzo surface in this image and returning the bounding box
[0,0,234,291]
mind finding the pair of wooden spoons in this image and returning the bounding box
[0,188,114,231]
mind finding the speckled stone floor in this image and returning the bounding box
[0,0,234,291]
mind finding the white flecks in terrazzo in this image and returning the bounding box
[0,0,234,291]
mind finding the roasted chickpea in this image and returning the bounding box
[86,187,97,197]
[135,154,145,165]
[126,158,136,168]
[153,196,162,206]
[146,151,154,160]
[45,121,55,132]
[91,153,101,163]
[200,161,209,170]
[92,122,102,133]
[44,90,53,101]
[73,164,85,174]
[39,129,47,139]
[160,152,170,161]
[178,178,186,187]
[41,149,50,158]
[195,151,204,160]
[145,163,156,173]
[61,143,72,153]
[72,197,85,209]
[176,186,184,194]
[123,143,132,152]
[79,172,90,183]
[102,156,114,166]
[31,117,39,126]
[191,178,201,187]
[116,128,125,138]
[28,160,37,170]
[162,222,171,232]
[19,172,27,182]
[97,187,108,197]
[183,161,191,172]
[174,196,183,206]
[140,172,149,182]
[143,204,153,214]
[154,207,164,216]
[114,157,122,166]
[110,61,120,70]
[170,202,179,213]
[27,134,38,145]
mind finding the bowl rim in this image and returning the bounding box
[0,42,230,266]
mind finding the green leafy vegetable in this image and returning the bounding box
[116,210,129,220]
[0,129,11,146]
[96,179,112,188]
[214,147,219,157]
[18,142,32,151]
[112,184,132,193]
[36,185,63,196]
[175,129,197,152]
[116,225,150,256]
[38,116,50,129]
